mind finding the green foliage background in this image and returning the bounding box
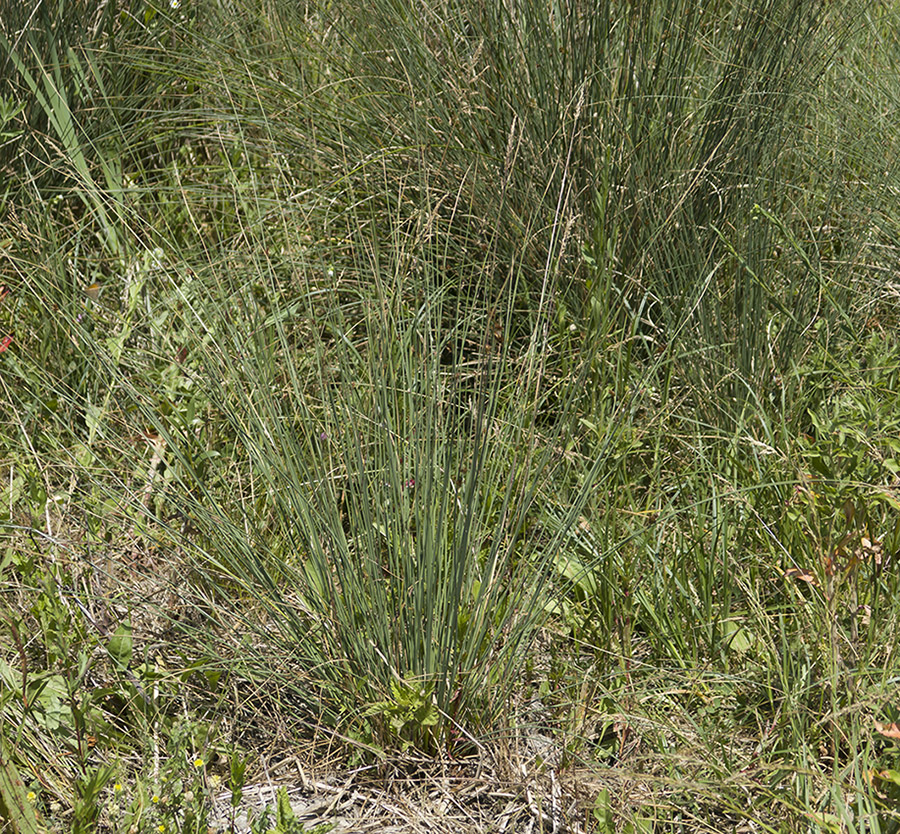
[3,0,900,831]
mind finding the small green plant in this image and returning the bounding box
[364,679,440,752]
[249,786,332,834]
[0,94,24,141]
[72,764,117,834]
[592,788,653,834]
[105,729,225,834]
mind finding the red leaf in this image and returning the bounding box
[782,566,819,586]
[875,722,900,739]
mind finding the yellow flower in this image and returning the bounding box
[114,783,123,793]
[152,794,161,804]
[26,791,37,804]
[193,758,204,769]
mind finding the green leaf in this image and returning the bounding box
[722,620,754,655]
[807,453,834,480]
[878,769,900,788]
[807,811,842,833]
[274,786,296,828]
[623,817,654,834]
[230,752,250,808]
[592,788,615,834]
[107,622,133,671]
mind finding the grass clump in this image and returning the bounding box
[3,0,900,831]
